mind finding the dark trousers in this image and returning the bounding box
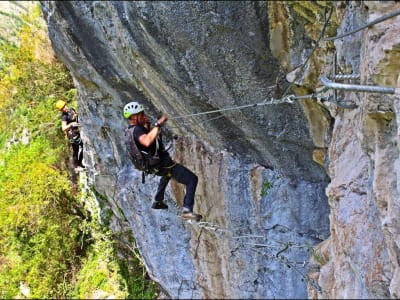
[71,141,83,167]
[69,129,83,167]
[155,163,198,212]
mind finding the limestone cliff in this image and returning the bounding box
[307,2,400,299]
[40,1,400,298]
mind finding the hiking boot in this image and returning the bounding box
[74,166,85,173]
[151,201,168,210]
[181,211,202,222]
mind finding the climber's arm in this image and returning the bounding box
[138,114,168,147]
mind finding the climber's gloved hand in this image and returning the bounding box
[156,114,168,126]
[69,122,80,128]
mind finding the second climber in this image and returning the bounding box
[55,99,85,172]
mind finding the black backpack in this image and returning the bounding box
[124,126,161,173]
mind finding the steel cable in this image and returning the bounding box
[322,8,400,41]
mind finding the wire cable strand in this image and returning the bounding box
[169,94,308,121]
[322,8,400,41]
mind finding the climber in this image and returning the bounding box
[55,100,85,172]
[123,101,202,221]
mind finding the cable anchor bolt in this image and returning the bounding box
[284,95,295,104]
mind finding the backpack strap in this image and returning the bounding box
[142,171,146,184]
[125,126,146,171]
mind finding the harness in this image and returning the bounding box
[64,109,81,144]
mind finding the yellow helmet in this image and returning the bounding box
[55,100,66,111]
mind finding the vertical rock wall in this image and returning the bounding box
[42,1,400,298]
[302,1,400,298]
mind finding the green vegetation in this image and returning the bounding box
[0,3,157,299]
[260,179,273,197]
[0,138,81,298]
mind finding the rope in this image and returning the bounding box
[323,8,400,41]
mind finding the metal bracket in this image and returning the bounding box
[329,74,360,80]
[316,52,396,109]
[320,77,395,94]
[325,52,359,108]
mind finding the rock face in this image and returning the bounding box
[40,1,400,298]
[307,2,400,299]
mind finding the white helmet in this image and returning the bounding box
[123,101,144,119]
